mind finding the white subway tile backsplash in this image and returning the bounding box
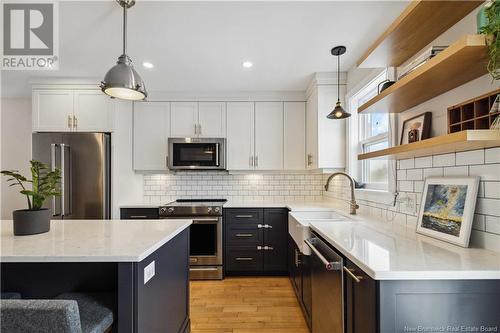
[486,215,500,235]
[406,169,423,181]
[433,153,455,167]
[473,214,486,231]
[399,158,415,169]
[398,181,413,192]
[476,198,500,217]
[469,164,500,181]
[484,182,500,199]
[456,150,484,166]
[397,170,407,181]
[443,166,468,177]
[414,156,432,168]
[423,167,444,178]
[485,147,500,164]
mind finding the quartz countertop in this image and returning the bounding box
[0,219,191,263]
[120,200,339,211]
[309,219,500,280]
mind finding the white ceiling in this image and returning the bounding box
[1,1,408,98]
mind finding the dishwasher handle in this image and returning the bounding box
[305,238,342,271]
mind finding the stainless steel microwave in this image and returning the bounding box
[167,138,226,170]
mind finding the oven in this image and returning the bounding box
[189,216,223,279]
[168,138,226,170]
[159,199,225,280]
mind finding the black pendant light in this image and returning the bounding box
[327,45,350,119]
[100,0,147,101]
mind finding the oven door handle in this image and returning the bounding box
[192,219,219,224]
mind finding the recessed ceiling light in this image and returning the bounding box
[242,61,253,68]
[142,62,154,69]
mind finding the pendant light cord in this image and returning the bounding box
[337,54,340,103]
[122,3,127,55]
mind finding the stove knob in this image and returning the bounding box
[207,207,212,213]
[167,207,175,213]
[214,207,220,213]
[159,207,167,215]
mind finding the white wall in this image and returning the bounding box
[0,98,32,219]
[111,100,144,218]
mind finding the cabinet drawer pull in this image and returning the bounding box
[235,233,253,237]
[67,115,73,129]
[235,257,254,261]
[263,246,274,251]
[129,215,148,218]
[257,246,262,250]
[264,224,272,229]
[235,215,254,218]
[343,266,363,283]
[257,224,263,229]
[73,115,77,129]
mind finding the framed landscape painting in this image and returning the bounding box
[416,177,480,247]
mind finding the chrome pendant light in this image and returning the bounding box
[100,0,147,101]
[327,45,350,119]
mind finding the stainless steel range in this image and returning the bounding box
[159,199,226,280]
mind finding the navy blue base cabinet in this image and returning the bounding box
[224,208,288,276]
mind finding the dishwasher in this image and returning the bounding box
[305,232,344,333]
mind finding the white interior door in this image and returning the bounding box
[73,90,114,132]
[226,102,254,170]
[170,102,198,137]
[254,102,283,170]
[284,102,306,170]
[133,102,170,170]
[32,90,74,132]
[198,102,226,137]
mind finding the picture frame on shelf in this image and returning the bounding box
[416,176,479,247]
[400,112,432,145]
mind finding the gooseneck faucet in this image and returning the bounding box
[324,172,359,215]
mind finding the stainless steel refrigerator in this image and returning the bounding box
[32,133,111,219]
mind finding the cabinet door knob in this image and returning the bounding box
[73,115,77,130]
[67,115,73,129]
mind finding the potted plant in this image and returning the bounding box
[1,160,61,236]
[478,0,500,80]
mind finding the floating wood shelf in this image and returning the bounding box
[358,130,500,160]
[356,0,483,68]
[358,35,488,114]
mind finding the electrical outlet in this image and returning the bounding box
[144,260,155,284]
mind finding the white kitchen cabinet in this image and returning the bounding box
[284,102,306,170]
[226,102,254,170]
[170,102,226,138]
[198,102,226,137]
[32,90,74,132]
[133,102,170,171]
[306,83,346,170]
[73,90,114,132]
[32,88,115,132]
[255,102,283,170]
[170,102,198,137]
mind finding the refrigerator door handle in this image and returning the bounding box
[50,144,61,216]
[60,144,72,217]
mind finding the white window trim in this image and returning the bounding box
[345,68,397,203]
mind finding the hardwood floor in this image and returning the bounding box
[190,277,309,333]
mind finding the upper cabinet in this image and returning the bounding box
[32,87,115,132]
[170,102,226,138]
[255,102,283,170]
[306,77,346,170]
[170,102,198,137]
[284,102,306,170]
[198,102,226,138]
[133,102,170,171]
[227,102,255,170]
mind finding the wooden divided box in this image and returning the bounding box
[448,89,500,133]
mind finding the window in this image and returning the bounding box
[347,70,392,190]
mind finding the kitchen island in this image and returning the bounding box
[0,219,191,333]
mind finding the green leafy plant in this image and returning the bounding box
[1,160,61,210]
[480,0,500,80]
